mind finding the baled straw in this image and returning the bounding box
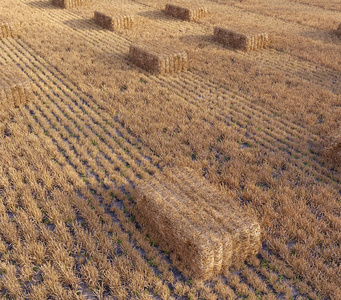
[336,23,341,37]
[324,130,341,164]
[0,65,34,108]
[214,26,269,52]
[94,11,137,31]
[135,168,261,279]
[167,169,261,272]
[135,183,219,279]
[165,4,208,21]
[129,41,188,75]
[0,17,18,39]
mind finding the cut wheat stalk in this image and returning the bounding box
[94,11,137,31]
[0,65,34,108]
[51,0,91,9]
[129,41,188,75]
[165,4,208,21]
[214,27,269,52]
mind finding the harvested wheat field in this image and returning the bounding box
[0,0,341,299]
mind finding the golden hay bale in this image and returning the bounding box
[165,4,208,21]
[214,26,269,52]
[134,168,261,279]
[129,42,188,75]
[0,17,18,39]
[94,11,137,31]
[51,0,91,9]
[336,23,341,37]
[324,131,341,164]
[0,65,34,108]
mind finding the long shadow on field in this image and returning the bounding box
[63,18,99,31]
[26,0,58,9]
[136,10,175,22]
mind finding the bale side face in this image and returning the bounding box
[129,43,188,75]
[51,0,89,9]
[214,27,269,52]
[165,4,208,21]
[94,11,136,31]
[0,66,34,108]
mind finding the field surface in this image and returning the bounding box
[0,0,341,299]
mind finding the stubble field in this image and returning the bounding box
[0,0,341,299]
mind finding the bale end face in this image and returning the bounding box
[336,23,341,37]
[0,21,18,39]
[165,4,208,21]
[129,43,188,75]
[324,132,341,164]
[51,0,90,9]
[214,27,269,52]
[0,66,34,108]
[94,11,137,31]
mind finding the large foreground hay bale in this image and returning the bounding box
[336,23,341,37]
[214,27,269,52]
[51,0,90,9]
[129,42,188,75]
[0,65,34,108]
[165,4,208,21]
[94,11,137,31]
[134,168,261,279]
[0,17,18,39]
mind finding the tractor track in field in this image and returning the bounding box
[17,0,341,190]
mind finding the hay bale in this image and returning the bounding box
[0,65,34,108]
[336,23,341,37]
[94,11,137,31]
[0,17,18,39]
[165,4,208,21]
[214,26,269,52]
[51,0,90,9]
[324,131,341,164]
[129,42,188,75]
[134,168,261,279]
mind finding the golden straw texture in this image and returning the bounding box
[0,65,34,108]
[135,168,261,279]
[165,4,208,21]
[94,11,137,31]
[214,27,269,52]
[129,41,188,75]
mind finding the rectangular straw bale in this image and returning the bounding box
[324,132,341,163]
[0,18,18,39]
[51,0,90,9]
[165,4,208,21]
[336,23,341,37]
[214,26,269,52]
[0,65,34,108]
[129,42,188,75]
[94,11,136,31]
[135,168,261,279]
[166,169,261,272]
[135,183,220,279]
